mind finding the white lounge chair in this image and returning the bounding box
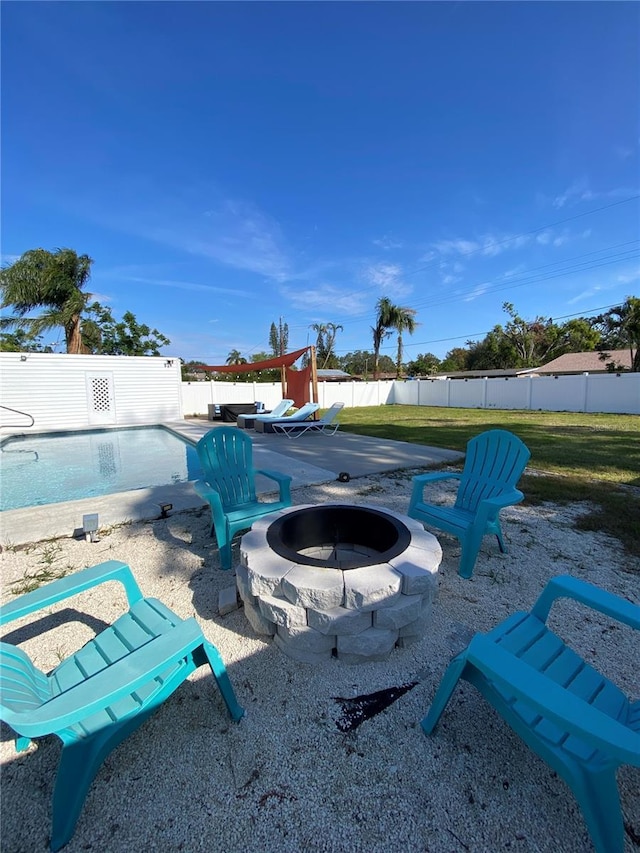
[272,403,344,438]
[253,402,320,433]
[236,399,294,429]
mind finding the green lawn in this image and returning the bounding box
[337,405,640,559]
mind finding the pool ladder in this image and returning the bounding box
[0,405,35,430]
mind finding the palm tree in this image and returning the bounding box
[391,306,418,378]
[371,297,396,379]
[311,322,344,368]
[226,349,247,366]
[0,248,93,354]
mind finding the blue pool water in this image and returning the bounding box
[0,427,204,511]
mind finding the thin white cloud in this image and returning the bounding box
[567,286,603,305]
[441,274,461,286]
[617,267,640,285]
[122,275,251,296]
[159,199,292,281]
[614,145,634,160]
[283,283,367,315]
[361,262,413,298]
[432,233,531,259]
[433,238,479,256]
[372,235,403,250]
[462,283,491,302]
[552,179,637,209]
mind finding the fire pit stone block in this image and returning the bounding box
[242,597,277,636]
[258,594,308,628]
[389,554,440,597]
[343,565,403,612]
[273,634,334,664]
[336,627,399,663]
[307,606,372,636]
[281,565,345,610]
[372,593,424,630]
[276,624,336,653]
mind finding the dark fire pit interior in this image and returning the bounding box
[266,505,412,570]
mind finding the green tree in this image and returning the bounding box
[390,306,417,378]
[1,248,93,353]
[440,347,469,372]
[310,322,343,369]
[226,349,247,366]
[269,317,289,357]
[82,303,170,356]
[596,296,640,371]
[406,352,441,376]
[0,329,52,352]
[465,327,518,370]
[371,296,396,379]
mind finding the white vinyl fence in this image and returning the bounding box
[183,373,639,416]
[180,380,395,415]
[393,373,640,415]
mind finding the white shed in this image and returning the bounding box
[0,352,183,433]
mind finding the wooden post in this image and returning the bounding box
[310,346,319,418]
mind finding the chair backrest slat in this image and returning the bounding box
[0,643,50,718]
[456,429,530,512]
[196,428,257,508]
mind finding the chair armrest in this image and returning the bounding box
[410,472,461,506]
[0,561,144,627]
[255,469,293,502]
[531,575,640,631]
[466,635,640,765]
[474,490,525,527]
[12,619,204,737]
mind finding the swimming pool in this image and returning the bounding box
[0,427,204,511]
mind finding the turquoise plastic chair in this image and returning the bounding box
[194,427,292,569]
[422,575,640,853]
[408,429,530,578]
[0,560,244,851]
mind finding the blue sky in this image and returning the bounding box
[2,1,639,365]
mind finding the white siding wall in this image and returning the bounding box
[0,353,183,433]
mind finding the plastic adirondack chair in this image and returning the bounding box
[0,560,244,852]
[421,575,640,853]
[272,402,344,438]
[194,427,292,569]
[408,429,530,578]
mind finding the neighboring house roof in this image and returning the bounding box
[316,369,354,381]
[429,368,533,379]
[536,350,633,374]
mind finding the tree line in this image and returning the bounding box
[2,247,637,374]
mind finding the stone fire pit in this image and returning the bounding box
[237,504,442,664]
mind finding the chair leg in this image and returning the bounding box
[50,713,153,852]
[199,641,245,722]
[218,539,233,571]
[458,528,484,579]
[495,523,507,554]
[421,653,468,735]
[569,766,624,853]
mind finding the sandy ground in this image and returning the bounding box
[1,470,639,853]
